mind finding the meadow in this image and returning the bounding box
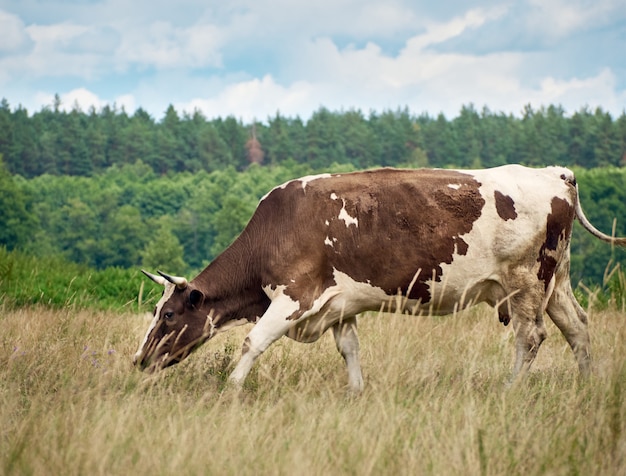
[1,301,624,476]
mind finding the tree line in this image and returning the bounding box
[1,97,626,178]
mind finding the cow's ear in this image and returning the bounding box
[189,289,205,309]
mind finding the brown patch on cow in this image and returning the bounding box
[336,170,485,302]
[265,169,486,307]
[455,237,469,255]
[241,336,251,355]
[494,191,517,221]
[498,310,510,326]
[537,197,574,290]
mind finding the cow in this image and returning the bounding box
[133,165,626,393]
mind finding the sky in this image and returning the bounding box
[1,0,625,123]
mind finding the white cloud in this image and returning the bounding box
[26,22,89,51]
[115,21,224,71]
[1,9,225,82]
[1,22,109,80]
[406,7,506,51]
[332,1,421,37]
[284,8,524,109]
[531,69,626,114]
[176,75,316,121]
[527,0,587,37]
[34,88,137,114]
[526,0,626,39]
[218,0,422,41]
[288,7,514,87]
[115,94,137,113]
[176,4,624,123]
[0,10,31,53]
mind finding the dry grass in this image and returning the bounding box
[1,304,625,475]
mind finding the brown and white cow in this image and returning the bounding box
[133,165,626,392]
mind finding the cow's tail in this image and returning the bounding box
[573,186,626,247]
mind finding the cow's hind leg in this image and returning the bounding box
[332,317,364,394]
[510,290,548,378]
[546,278,591,376]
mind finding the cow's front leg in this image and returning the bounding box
[228,292,301,388]
[332,317,364,394]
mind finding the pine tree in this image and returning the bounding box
[266,112,293,164]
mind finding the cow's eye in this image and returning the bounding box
[164,311,174,320]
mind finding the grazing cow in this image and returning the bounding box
[133,165,626,392]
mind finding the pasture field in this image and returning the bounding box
[1,304,624,476]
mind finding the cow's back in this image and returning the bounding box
[248,165,576,312]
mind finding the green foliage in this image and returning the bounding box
[0,246,160,311]
[574,263,626,312]
[2,100,626,178]
[0,156,35,249]
[140,215,187,272]
[570,167,626,287]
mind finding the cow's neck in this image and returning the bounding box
[192,241,270,326]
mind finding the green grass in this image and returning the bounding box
[0,247,161,311]
[1,304,625,475]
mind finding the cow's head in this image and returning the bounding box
[133,270,214,372]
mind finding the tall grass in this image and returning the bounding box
[1,304,624,475]
[576,263,626,313]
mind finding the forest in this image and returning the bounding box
[1,98,626,300]
[1,97,626,178]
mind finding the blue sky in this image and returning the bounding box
[1,0,625,122]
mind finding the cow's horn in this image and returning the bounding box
[157,271,188,289]
[142,269,167,286]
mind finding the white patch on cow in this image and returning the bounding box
[330,193,338,200]
[430,165,574,313]
[247,285,302,344]
[262,284,299,310]
[338,199,358,227]
[325,220,330,226]
[260,173,332,201]
[134,283,175,361]
[324,236,334,247]
[261,285,302,324]
[320,268,393,315]
[298,174,332,189]
[448,183,461,190]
